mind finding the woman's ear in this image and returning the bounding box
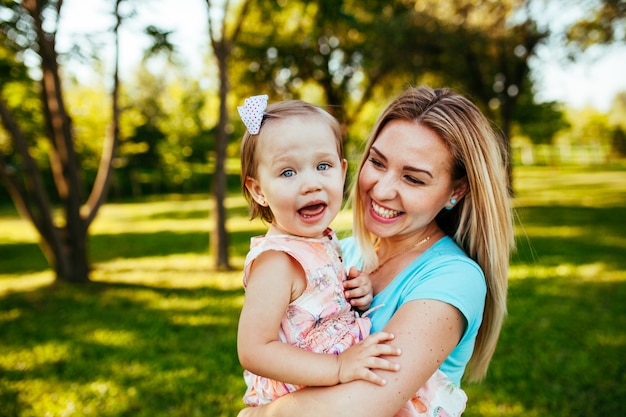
[245,177,267,206]
[452,177,469,202]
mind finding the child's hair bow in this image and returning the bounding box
[237,94,268,134]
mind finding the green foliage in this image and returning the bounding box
[566,0,626,49]
[1,168,625,416]
[559,107,613,147]
[605,95,626,162]
[513,91,570,145]
[235,0,548,145]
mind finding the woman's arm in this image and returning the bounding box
[238,251,399,387]
[238,298,464,417]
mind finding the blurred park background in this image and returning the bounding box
[1,0,625,416]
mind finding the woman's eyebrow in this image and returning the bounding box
[404,165,433,178]
[370,146,387,161]
[371,146,433,178]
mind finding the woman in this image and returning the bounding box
[238,85,514,417]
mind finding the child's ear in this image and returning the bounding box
[245,177,267,206]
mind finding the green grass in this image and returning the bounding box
[1,165,625,416]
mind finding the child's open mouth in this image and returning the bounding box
[298,203,326,219]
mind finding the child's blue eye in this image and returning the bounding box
[281,169,295,178]
[317,163,331,171]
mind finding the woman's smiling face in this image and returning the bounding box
[358,119,459,240]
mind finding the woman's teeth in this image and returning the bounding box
[372,201,401,219]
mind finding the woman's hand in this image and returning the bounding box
[344,266,373,310]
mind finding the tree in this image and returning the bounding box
[514,93,569,145]
[566,0,626,49]
[0,0,124,283]
[233,0,439,125]
[234,0,548,193]
[204,0,253,270]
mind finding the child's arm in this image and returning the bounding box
[237,250,400,387]
[343,266,373,311]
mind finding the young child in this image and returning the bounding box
[236,95,401,406]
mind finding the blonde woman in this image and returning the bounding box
[238,85,514,417]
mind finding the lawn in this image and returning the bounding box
[0,165,625,416]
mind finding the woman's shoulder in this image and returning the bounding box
[424,236,481,272]
[398,236,486,299]
[339,235,356,252]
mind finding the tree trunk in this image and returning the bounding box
[211,44,232,270]
[205,0,253,270]
[0,0,124,283]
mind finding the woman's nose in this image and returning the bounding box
[371,173,398,200]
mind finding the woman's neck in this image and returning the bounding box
[376,225,443,262]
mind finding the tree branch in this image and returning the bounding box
[0,96,61,248]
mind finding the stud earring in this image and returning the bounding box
[445,198,457,211]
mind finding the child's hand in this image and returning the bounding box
[336,332,401,386]
[344,266,373,310]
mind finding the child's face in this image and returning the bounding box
[245,116,347,239]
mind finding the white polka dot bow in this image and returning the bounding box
[237,94,268,135]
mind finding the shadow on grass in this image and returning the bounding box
[0,229,263,276]
[0,242,49,275]
[0,282,246,417]
[514,205,626,270]
[465,277,626,416]
[147,209,210,220]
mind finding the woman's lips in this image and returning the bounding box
[371,200,402,219]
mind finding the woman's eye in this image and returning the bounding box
[405,175,425,185]
[368,157,384,168]
[281,169,295,178]
[317,162,331,171]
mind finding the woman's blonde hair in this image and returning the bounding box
[240,100,344,223]
[351,85,514,382]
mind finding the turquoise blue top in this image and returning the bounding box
[340,235,486,386]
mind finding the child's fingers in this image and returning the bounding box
[360,370,388,386]
[366,356,401,372]
[357,357,400,386]
[363,331,397,346]
[344,284,367,298]
[346,266,360,279]
[348,296,372,311]
[343,275,365,290]
[344,279,372,300]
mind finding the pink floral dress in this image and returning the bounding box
[241,229,468,416]
[242,228,371,406]
[395,370,468,417]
